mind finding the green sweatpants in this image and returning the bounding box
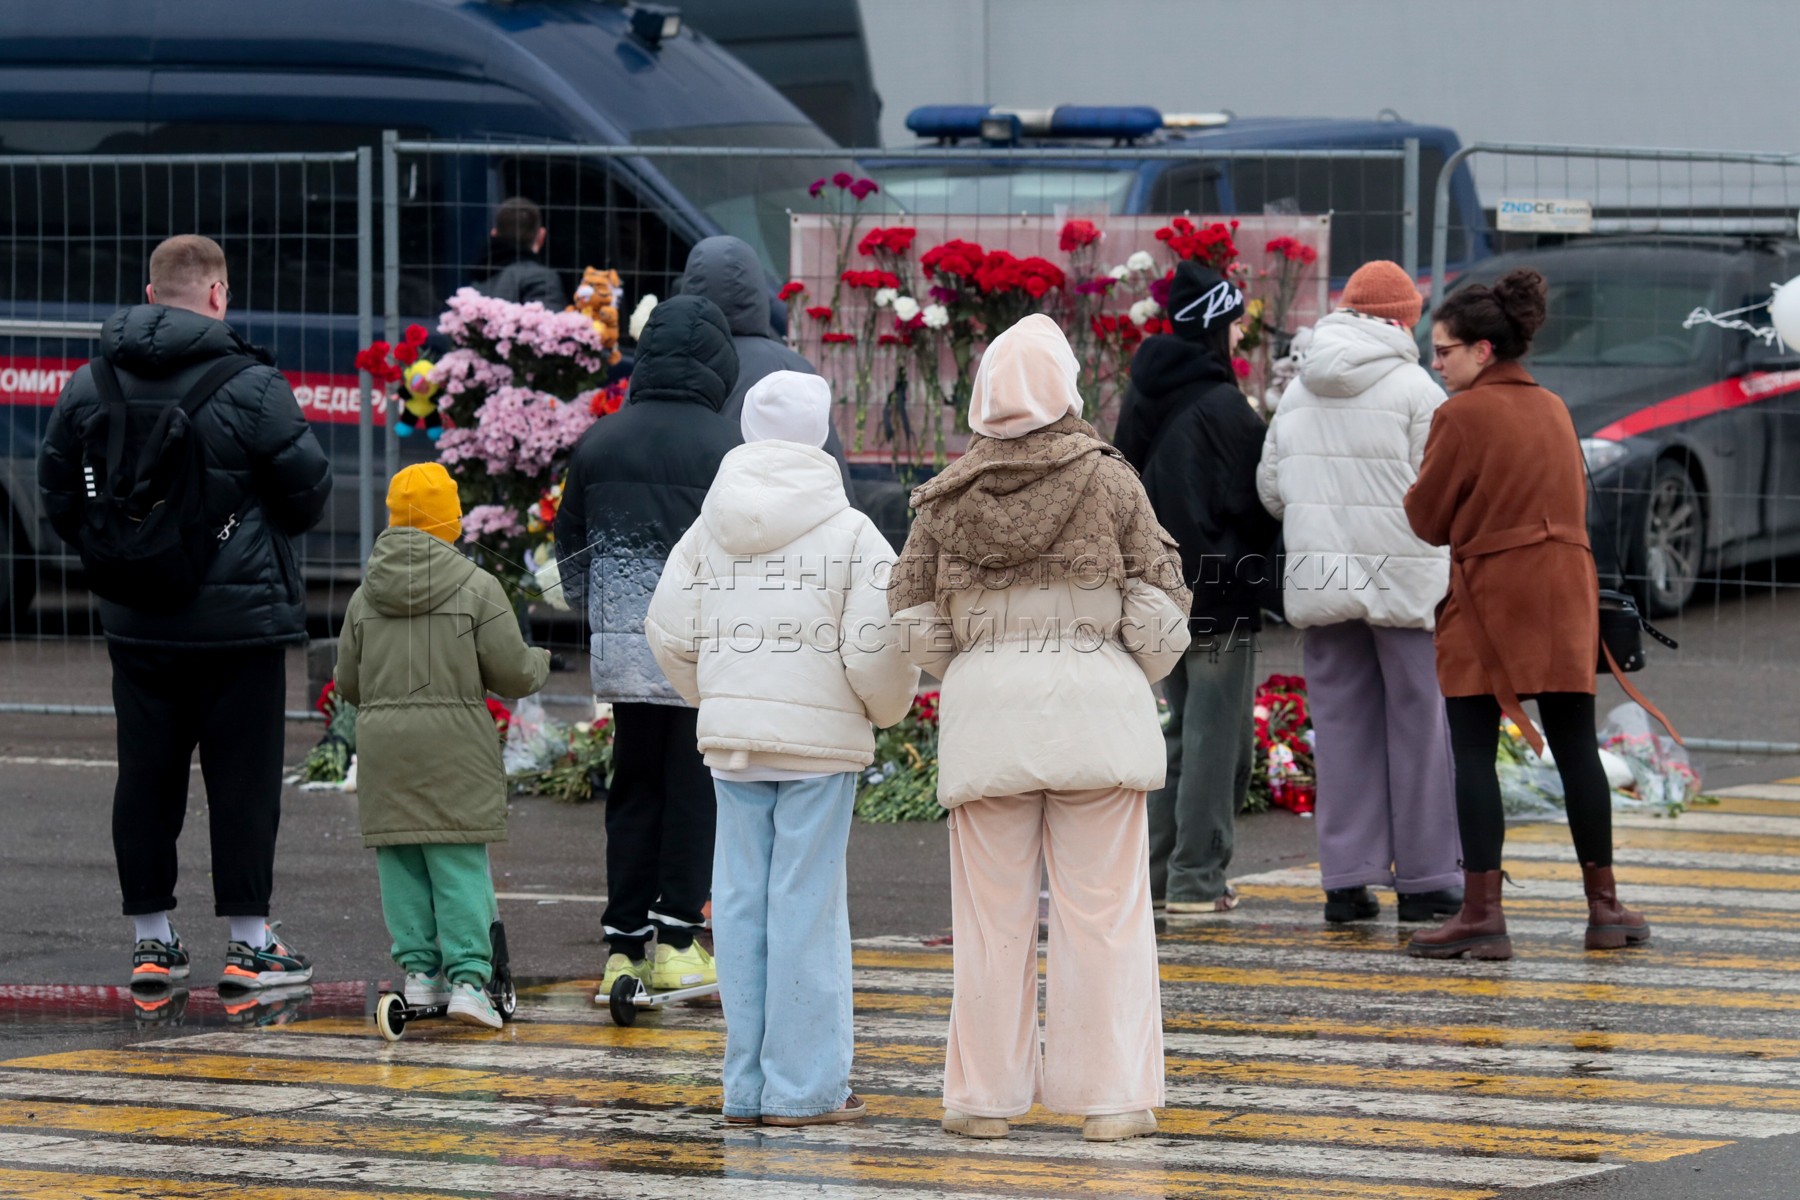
[375,844,497,986]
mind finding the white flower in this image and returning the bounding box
[1129,298,1161,325]
[1126,250,1156,274]
[922,303,950,329]
[628,294,658,340]
[893,295,922,322]
[873,287,898,308]
[1108,264,1130,280]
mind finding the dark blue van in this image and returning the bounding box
[0,0,855,626]
[867,105,1491,286]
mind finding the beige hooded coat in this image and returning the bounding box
[889,315,1192,807]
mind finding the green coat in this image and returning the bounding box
[336,526,551,847]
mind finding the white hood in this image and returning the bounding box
[702,440,848,555]
[1299,311,1422,399]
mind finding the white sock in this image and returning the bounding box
[132,912,172,944]
[230,917,271,949]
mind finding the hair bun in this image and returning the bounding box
[1489,269,1548,341]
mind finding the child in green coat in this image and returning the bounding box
[335,463,551,1027]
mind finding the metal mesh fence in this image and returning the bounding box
[0,150,373,707]
[1429,143,1800,690]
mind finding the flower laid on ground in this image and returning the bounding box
[1250,673,1315,814]
[299,680,358,784]
[856,692,942,822]
[510,714,616,803]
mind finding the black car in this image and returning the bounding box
[1437,237,1800,615]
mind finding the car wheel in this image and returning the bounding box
[1638,459,1703,617]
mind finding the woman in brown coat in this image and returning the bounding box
[1402,269,1648,961]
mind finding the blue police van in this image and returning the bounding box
[0,0,859,627]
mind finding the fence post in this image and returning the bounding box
[1430,145,1478,313]
[382,130,402,485]
[1402,137,1420,282]
[356,146,375,565]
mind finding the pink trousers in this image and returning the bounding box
[944,787,1165,1117]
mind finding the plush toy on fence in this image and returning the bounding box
[569,267,624,366]
[396,358,442,440]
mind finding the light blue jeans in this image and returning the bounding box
[712,772,856,1119]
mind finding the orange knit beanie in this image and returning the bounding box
[386,462,463,544]
[1342,260,1423,326]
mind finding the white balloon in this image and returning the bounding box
[1772,275,1800,350]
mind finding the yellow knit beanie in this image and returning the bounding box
[386,462,463,543]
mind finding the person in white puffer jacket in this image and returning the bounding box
[1256,260,1463,929]
[645,370,918,1129]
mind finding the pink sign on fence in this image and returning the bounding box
[786,211,1330,465]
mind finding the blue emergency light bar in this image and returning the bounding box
[906,105,1165,144]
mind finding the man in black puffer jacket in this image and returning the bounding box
[1113,260,1280,921]
[38,235,331,989]
[554,293,740,996]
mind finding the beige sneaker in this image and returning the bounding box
[1083,1110,1157,1141]
[941,1109,1009,1138]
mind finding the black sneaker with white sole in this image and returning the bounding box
[219,927,314,990]
[129,933,191,989]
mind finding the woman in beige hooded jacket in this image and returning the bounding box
[890,314,1191,1143]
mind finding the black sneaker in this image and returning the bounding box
[1324,887,1381,924]
[1398,886,1465,923]
[130,932,191,989]
[220,925,314,990]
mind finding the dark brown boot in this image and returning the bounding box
[1407,869,1512,960]
[1582,863,1651,950]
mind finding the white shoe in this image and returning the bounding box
[1083,1110,1157,1141]
[447,981,502,1029]
[941,1109,1009,1138]
[403,971,449,1006]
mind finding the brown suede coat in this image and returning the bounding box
[1404,361,1598,705]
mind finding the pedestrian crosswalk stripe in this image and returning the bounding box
[0,1070,1726,1165]
[7,803,1800,1197]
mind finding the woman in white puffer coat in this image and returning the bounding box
[646,370,919,1128]
[1256,260,1463,928]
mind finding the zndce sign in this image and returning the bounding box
[1496,198,1595,234]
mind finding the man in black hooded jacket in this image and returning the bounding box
[38,234,331,989]
[554,293,740,998]
[1114,260,1280,920]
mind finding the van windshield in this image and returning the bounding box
[637,124,880,274]
[867,165,1139,216]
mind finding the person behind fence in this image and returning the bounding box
[334,463,551,1027]
[1404,268,1650,961]
[645,370,918,1127]
[37,233,332,989]
[675,235,856,499]
[554,293,742,1000]
[1255,260,1464,928]
[471,196,565,308]
[1113,261,1280,921]
[889,314,1191,1144]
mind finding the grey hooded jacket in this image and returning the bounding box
[677,236,855,498]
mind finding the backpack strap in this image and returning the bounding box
[88,358,131,493]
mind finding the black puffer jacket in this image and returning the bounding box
[676,235,855,498]
[1114,336,1280,634]
[38,305,333,647]
[554,294,741,703]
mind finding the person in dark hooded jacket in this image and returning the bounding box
[677,235,855,499]
[554,293,741,998]
[1113,261,1279,920]
[37,234,331,990]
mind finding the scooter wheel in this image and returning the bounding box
[495,977,518,1021]
[376,992,407,1042]
[608,975,640,1027]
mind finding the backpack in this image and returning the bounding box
[73,354,258,611]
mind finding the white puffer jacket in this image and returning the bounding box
[1257,312,1450,630]
[644,440,919,774]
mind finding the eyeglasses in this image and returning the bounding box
[211,280,232,304]
[1431,341,1467,359]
